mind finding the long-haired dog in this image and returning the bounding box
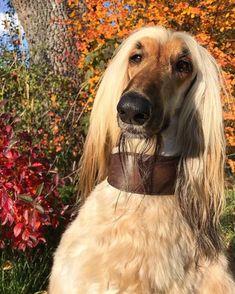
[49,26,235,293]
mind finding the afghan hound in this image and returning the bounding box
[49,26,235,293]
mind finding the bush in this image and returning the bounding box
[0,52,82,251]
[0,51,83,174]
[0,111,66,250]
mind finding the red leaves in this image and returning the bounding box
[13,223,24,237]
[31,162,43,167]
[4,150,19,160]
[22,228,30,241]
[0,113,65,250]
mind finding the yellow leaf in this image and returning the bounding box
[52,125,59,134]
[50,94,57,108]
[70,11,76,18]
[2,260,13,270]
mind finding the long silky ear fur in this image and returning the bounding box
[78,52,129,201]
[175,33,226,260]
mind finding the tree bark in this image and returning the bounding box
[11,0,84,81]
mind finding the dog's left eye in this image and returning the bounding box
[175,60,192,73]
[129,54,142,64]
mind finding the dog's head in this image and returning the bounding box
[117,36,196,138]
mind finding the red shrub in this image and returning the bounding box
[0,113,65,250]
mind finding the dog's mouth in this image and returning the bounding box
[117,118,148,138]
[117,117,168,138]
[117,91,169,138]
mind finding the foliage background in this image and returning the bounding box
[69,0,235,172]
[0,0,234,292]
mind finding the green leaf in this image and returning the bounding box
[84,53,94,65]
[18,194,34,202]
[35,204,45,214]
[85,68,94,80]
[36,183,44,196]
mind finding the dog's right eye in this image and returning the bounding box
[129,54,142,64]
[175,59,192,73]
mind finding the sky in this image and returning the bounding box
[0,0,8,12]
[0,0,9,35]
[0,0,27,52]
[0,12,7,34]
[0,0,16,35]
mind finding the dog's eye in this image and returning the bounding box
[175,60,192,73]
[129,54,142,64]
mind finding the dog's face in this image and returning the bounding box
[117,37,196,138]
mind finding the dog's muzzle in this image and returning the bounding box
[117,92,153,126]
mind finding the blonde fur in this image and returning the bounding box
[80,27,170,200]
[173,32,226,258]
[49,27,235,293]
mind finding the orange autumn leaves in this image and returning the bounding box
[68,0,234,172]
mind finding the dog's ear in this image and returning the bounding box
[79,46,130,200]
[175,34,226,259]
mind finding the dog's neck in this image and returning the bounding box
[160,115,181,157]
[108,130,179,195]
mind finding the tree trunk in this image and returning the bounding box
[11,0,84,80]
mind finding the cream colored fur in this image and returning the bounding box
[49,181,234,293]
[49,26,235,293]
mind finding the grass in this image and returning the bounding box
[0,189,234,293]
[0,246,53,294]
[221,188,235,275]
[0,226,63,294]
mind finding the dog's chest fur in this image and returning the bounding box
[52,180,201,293]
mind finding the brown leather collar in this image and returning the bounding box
[107,153,179,195]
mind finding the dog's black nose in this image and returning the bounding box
[117,92,152,125]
